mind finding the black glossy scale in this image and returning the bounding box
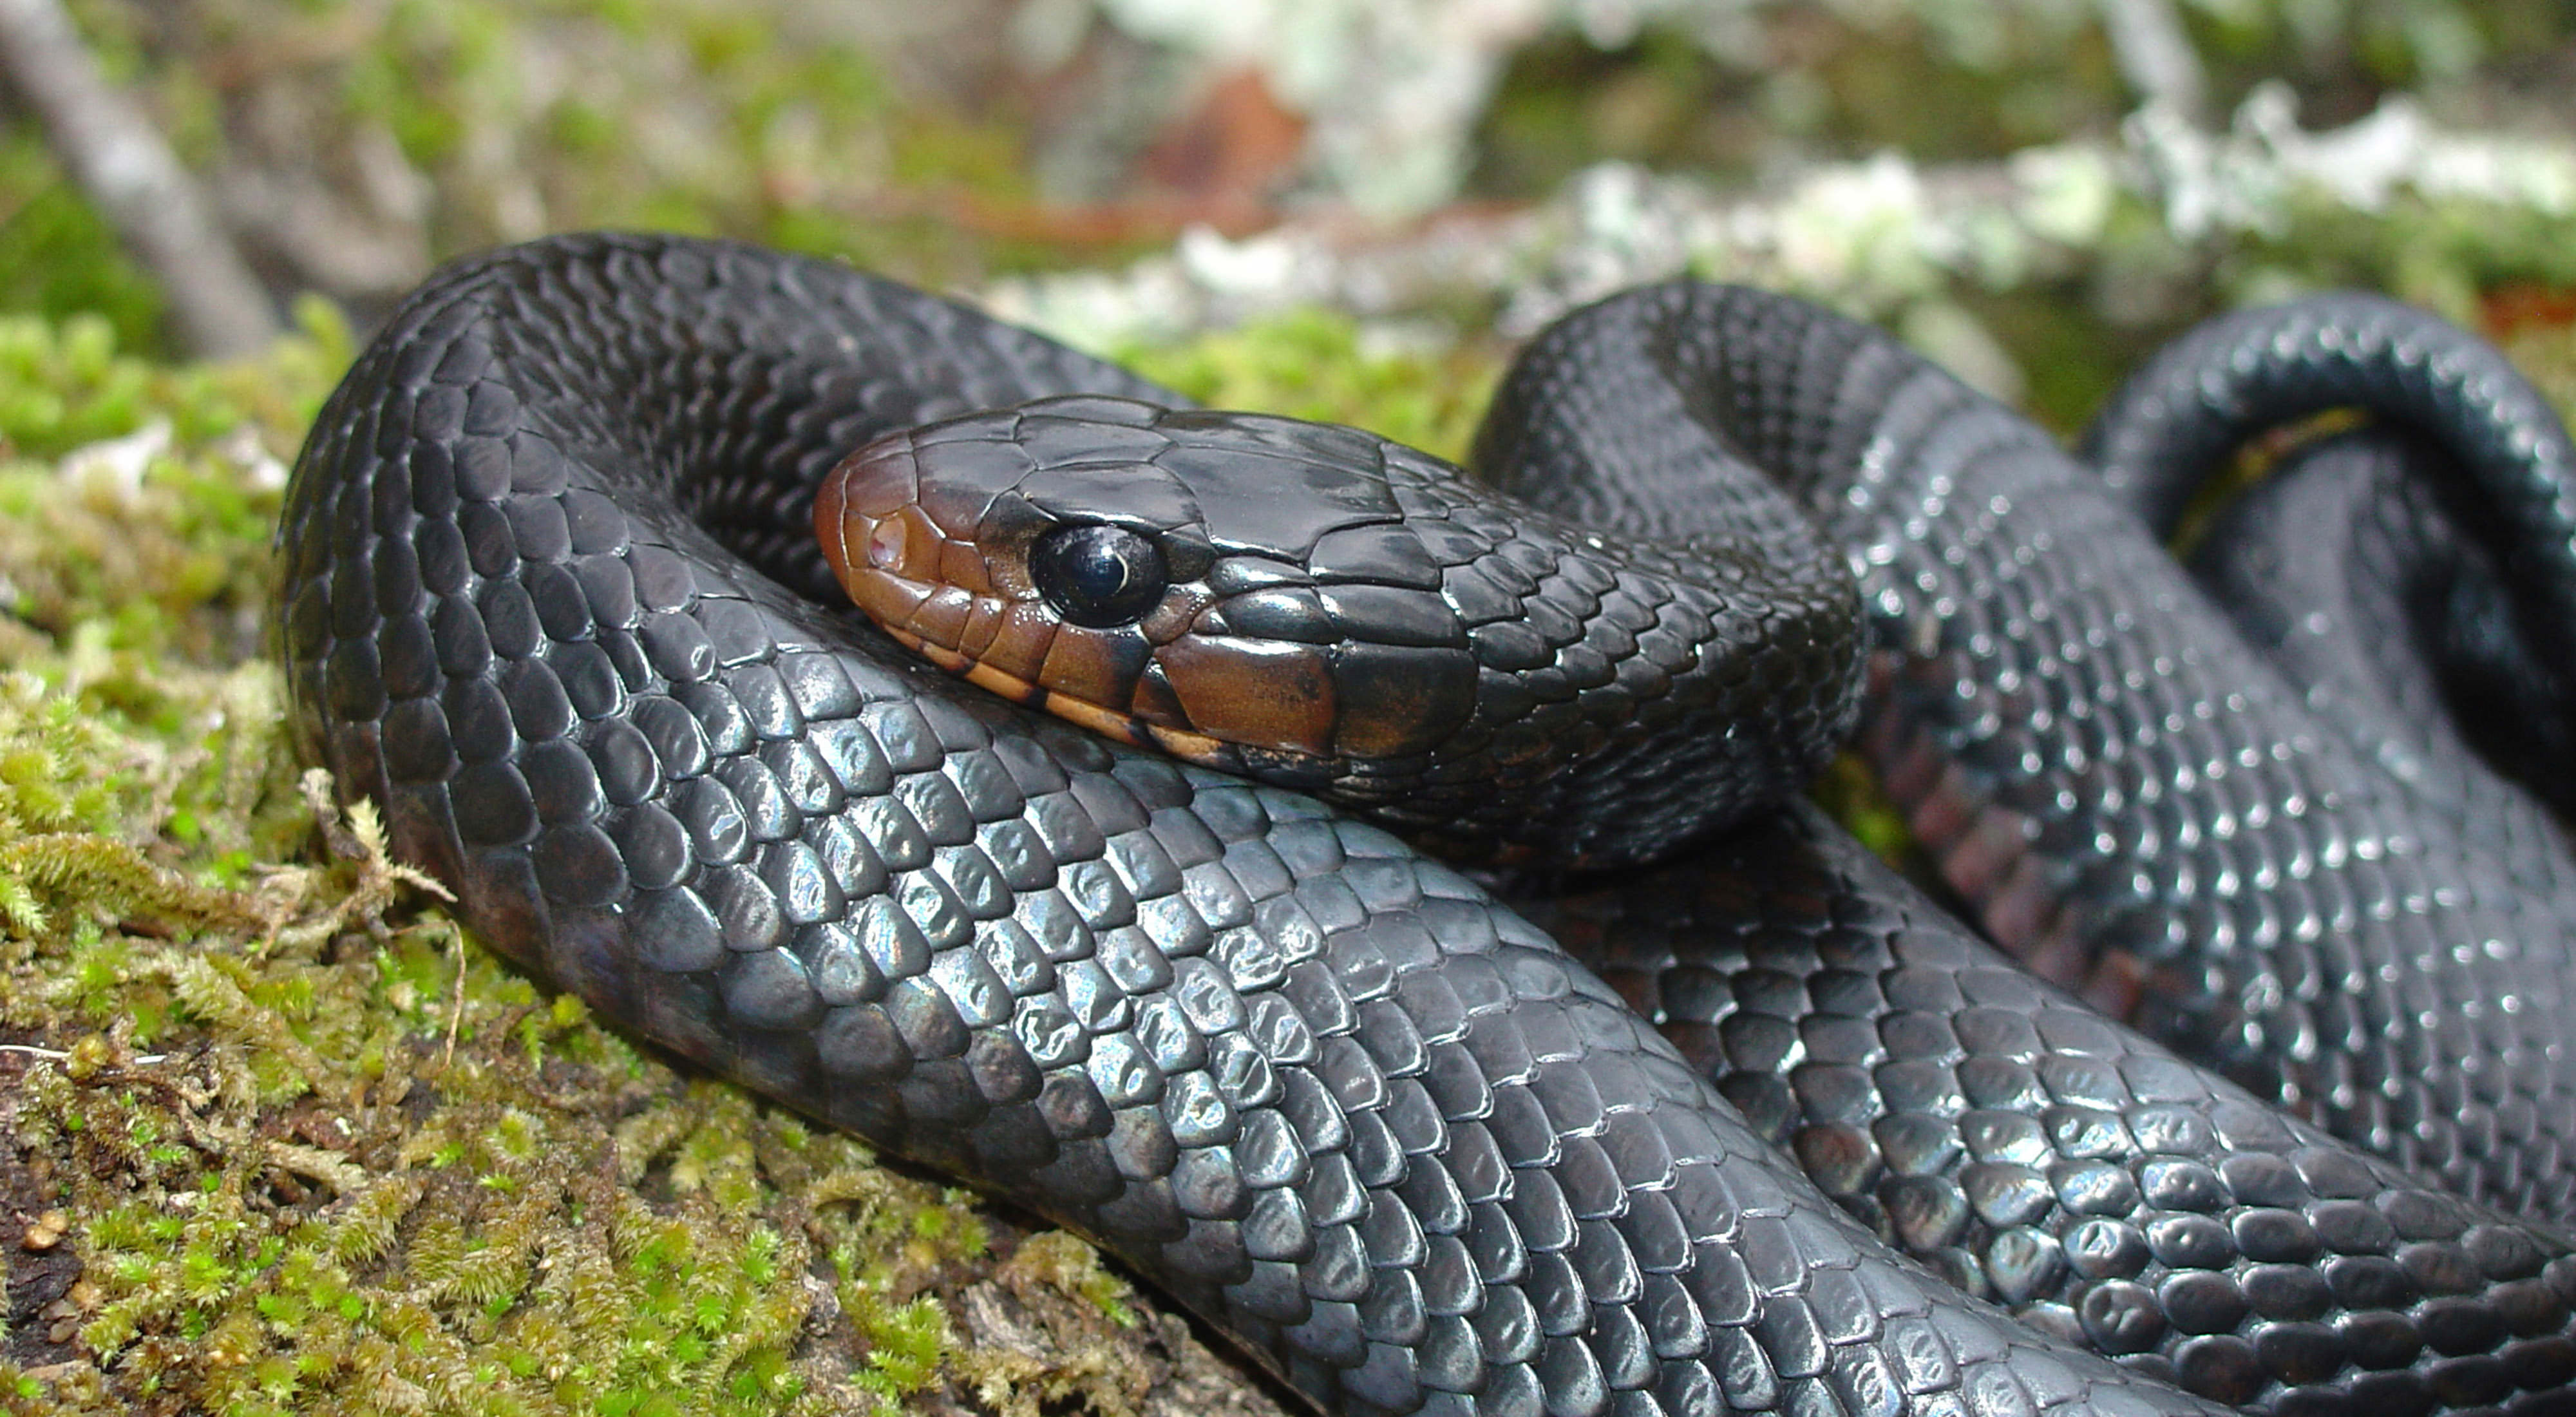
[278,234,2230,1417]
[279,234,2576,1417]
[1528,799,2576,1417]
[1477,283,2576,1225]
[1146,282,2576,1417]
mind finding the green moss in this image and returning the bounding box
[2499,319,2576,427]
[7,828,1197,1414]
[1119,307,1501,466]
[0,0,1130,358]
[0,133,167,354]
[0,300,1280,1414]
[2213,188,2576,328]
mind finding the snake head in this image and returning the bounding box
[814,395,1483,785]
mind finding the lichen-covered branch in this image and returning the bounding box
[2099,0,2206,122]
[987,86,2576,410]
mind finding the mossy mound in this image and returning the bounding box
[0,306,1488,1417]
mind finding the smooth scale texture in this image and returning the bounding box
[280,234,2576,1417]
[278,234,2235,1417]
[829,275,2576,1417]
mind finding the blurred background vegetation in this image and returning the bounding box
[13,0,2576,414]
[3,2,2576,1414]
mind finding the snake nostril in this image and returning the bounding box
[867,516,907,571]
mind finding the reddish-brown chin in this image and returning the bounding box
[818,439,1345,774]
[1155,634,1340,759]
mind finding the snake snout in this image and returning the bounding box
[821,407,1358,772]
[815,428,1016,668]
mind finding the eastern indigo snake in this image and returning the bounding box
[277,233,2576,1417]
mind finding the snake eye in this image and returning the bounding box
[1029,523,1169,627]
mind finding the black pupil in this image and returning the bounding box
[1029,524,1168,627]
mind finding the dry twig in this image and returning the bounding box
[0,0,279,356]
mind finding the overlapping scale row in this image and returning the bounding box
[1486,281,2576,1225]
[1542,802,2576,1417]
[279,236,2225,1417]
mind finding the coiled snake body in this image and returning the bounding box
[278,233,2576,1417]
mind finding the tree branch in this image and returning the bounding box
[0,0,279,357]
[2099,0,2210,125]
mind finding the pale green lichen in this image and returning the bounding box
[995,87,2576,432]
[1075,0,2540,215]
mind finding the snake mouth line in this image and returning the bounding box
[876,620,1241,768]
